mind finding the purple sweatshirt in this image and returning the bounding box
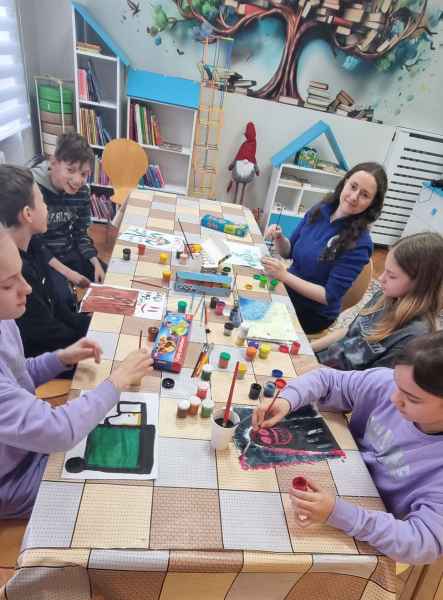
[0,319,120,519]
[280,367,443,565]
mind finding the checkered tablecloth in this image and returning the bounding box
[4,191,396,600]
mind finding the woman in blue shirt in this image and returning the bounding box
[262,162,387,334]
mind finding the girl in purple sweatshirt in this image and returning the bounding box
[0,225,153,519]
[253,332,443,564]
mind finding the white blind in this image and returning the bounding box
[0,0,29,142]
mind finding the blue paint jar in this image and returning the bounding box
[263,381,276,398]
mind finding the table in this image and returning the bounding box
[3,191,397,600]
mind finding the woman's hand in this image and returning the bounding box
[57,338,102,366]
[251,397,291,430]
[109,349,154,391]
[264,224,283,241]
[261,256,288,281]
[289,478,336,527]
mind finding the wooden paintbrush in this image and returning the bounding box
[223,361,240,427]
[132,278,166,290]
[177,218,194,260]
[138,329,143,349]
[242,389,280,457]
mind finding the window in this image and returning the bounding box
[0,0,29,142]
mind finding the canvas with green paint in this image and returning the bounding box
[62,392,160,480]
[239,297,298,343]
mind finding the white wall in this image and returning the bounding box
[217,92,396,209]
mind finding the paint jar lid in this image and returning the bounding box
[270,278,279,286]
[177,399,190,409]
[224,322,234,331]
[201,398,214,408]
[189,395,201,406]
[162,377,175,389]
[220,352,231,361]
[275,378,287,390]
[279,344,289,353]
[259,343,271,352]
[264,380,276,388]
[222,266,231,274]
[247,340,259,348]
[178,300,187,311]
[292,476,308,491]
[160,252,168,258]
[253,274,261,280]
[250,383,262,391]
[162,269,172,276]
[271,369,283,378]
[198,381,209,391]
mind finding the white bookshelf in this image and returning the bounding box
[71,2,129,223]
[264,163,344,237]
[127,96,197,196]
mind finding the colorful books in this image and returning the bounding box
[140,164,165,189]
[90,193,115,222]
[130,101,163,146]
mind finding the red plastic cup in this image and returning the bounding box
[292,476,308,491]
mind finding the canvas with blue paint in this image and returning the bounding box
[239,297,298,343]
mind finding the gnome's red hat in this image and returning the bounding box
[233,122,257,164]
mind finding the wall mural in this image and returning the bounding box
[86,0,443,131]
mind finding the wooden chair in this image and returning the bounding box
[35,379,72,400]
[102,138,148,206]
[0,519,28,569]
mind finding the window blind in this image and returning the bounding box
[0,0,29,142]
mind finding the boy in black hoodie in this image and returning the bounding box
[0,165,90,357]
[31,132,106,287]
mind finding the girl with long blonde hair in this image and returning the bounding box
[312,232,443,370]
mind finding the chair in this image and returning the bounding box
[102,139,148,206]
[0,519,28,569]
[35,379,72,400]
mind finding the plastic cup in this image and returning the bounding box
[211,408,240,450]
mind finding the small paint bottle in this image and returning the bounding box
[200,398,214,418]
[201,364,213,382]
[229,304,241,327]
[263,381,276,397]
[122,248,131,261]
[210,296,218,309]
[248,340,260,349]
[137,243,146,256]
[176,399,190,418]
[148,326,159,342]
[197,381,209,400]
[215,300,226,316]
[162,269,172,283]
[275,378,287,391]
[259,343,272,359]
[222,266,231,275]
[279,344,289,354]
[245,346,257,362]
[159,252,169,265]
[178,300,187,314]
[248,383,262,400]
[235,324,249,347]
[218,351,230,369]
[237,362,247,380]
[224,322,234,337]
[269,278,279,291]
[259,275,268,289]
[175,250,182,259]
[290,341,301,355]
[272,369,283,378]
[292,476,308,492]
[188,395,201,416]
[179,252,188,265]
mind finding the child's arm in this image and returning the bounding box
[24,352,67,388]
[328,496,443,565]
[310,327,348,352]
[48,256,90,288]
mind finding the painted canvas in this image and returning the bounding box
[63,392,160,480]
[80,284,166,319]
[119,226,184,251]
[233,405,345,470]
[225,241,264,270]
[239,296,298,343]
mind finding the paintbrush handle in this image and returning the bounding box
[223,360,240,426]
[262,390,280,423]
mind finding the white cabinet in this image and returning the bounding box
[402,183,443,237]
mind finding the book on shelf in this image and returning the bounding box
[90,192,115,222]
[88,155,111,187]
[80,108,112,146]
[140,164,165,189]
[160,141,183,152]
[278,95,301,106]
[130,101,163,146]
[76,41,102,54]
[77,61,103,103]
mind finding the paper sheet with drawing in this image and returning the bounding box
[80,284,165,319]
[62,392,160,480]
[239,297,298,343]
[119,226,184,251]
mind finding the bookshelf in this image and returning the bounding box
[126,69,199,196]
[71,2,130,222]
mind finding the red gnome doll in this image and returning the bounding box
[227,121,260,205]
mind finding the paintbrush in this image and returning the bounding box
[131,278,166,290]
[192,295,204,318]
[191,342,208,378]
[241,389,280,458]
[177,218,194,260]
[138,329,143,349]
[194,342,213,378]
[223,361,240,427]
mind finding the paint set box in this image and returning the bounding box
[175,271,232,297]
[151,311,192,373]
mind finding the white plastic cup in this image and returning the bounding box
[211,408,240,450]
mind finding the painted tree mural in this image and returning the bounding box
[148,0,434,103]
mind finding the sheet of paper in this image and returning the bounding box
[80,284,165,320]
[119,226,184,251]
[225,241,264,270]
[62,392,160,480]
[239,297,298,343]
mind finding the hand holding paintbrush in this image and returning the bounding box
[251,390,291,431]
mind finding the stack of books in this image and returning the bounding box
[129,102,163,146]
[76,41,102,54]
[141,165,165,189]
[330,89,355,115]
[80,108,112,146]
[304,81,332,112]
[88,155,110,186]
[77,61,103,103]
[90,193,115,222]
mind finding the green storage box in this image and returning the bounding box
[38,84,73,103]
[38,97,73,114]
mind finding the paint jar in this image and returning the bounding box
[122,248,131,261]
[159,252,168,265]
[222,266,231,275]
[197,381,209,400]
[137,243,145,256]
[210,296,218,309]
[259,343,272,359]
[263,381,276,398]
[229,305,241,327]
[235,324,249,347]
[191,243,202,254]
[179,252,188,265]
[211,408,240,450]
[259,275,268,289]
[245,346,257,362]
[201,364,213,382]
[148,326,159,342]
[292,476,308,492]
[248,340,260,349]
[178,300,187,314]
[176,399,190,418]
[275,378,287,390]
[175,250,182,259]
[269,278,279,291]
[248,383,262,400]
[272,369,283,378]
[224,322,234,337]
[201,398,214,418]
[188,395,201,416]
[162,269,172,283]
[237,362,247,380]
[218,352,230,369]
[215,301,226,316]
[290,341,301,355]
[279,344,289,354]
